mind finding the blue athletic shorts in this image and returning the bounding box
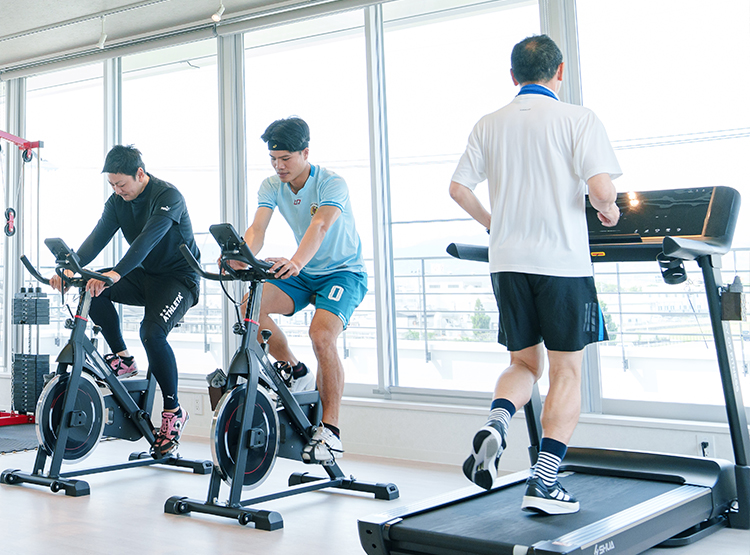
[490,272,608,352]
[271,270,368,328]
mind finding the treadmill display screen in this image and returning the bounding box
[587,188,712,242]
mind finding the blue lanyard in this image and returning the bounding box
[517,84,558,101]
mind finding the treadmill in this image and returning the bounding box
[359,186,750,555]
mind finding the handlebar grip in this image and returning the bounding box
[20,254,113,288]
[238,242,274,272]
[20,255,50,285]
[179,244,233,282]
[80,269,114,287]
[446,243,489,263]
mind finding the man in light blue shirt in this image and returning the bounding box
[242,117,367,464]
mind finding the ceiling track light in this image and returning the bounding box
[97,16,107,49]
[1,0,171,45]
[212,3,225,22]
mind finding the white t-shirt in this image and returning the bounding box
[452,91,622,277]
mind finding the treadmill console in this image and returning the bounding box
[586,186,740,262]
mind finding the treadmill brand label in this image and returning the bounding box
[593,540,615,555]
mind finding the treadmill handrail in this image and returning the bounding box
[446,243,488,263]
[448,237,730,265]
[662,236,729,260]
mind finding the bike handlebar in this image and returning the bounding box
[20,238,115,288]
[20,255,51,285]
[179,244,277,283]
[180,245,236,282]
[180,223,277,283]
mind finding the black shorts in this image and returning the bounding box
[491,272,608,352]
[101,268,199,334]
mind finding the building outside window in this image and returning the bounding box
[382,0,540,392]
[244,11,376,384]
[577,0,750,411]
[2,0,747,420]
[122,40,222,376]
[24,64,104,367]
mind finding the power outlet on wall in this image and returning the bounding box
[192,394,204,416]
[696,434,715,458]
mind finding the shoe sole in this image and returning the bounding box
[521,496,580,515]
[463,427,503,490]
[301,436,342,465]
[116,370,138,379]
[151,443,178,459]
[301,456,336,466]
[151,413,189,458]
[301,446,342,465]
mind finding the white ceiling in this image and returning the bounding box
[0,0,296,70]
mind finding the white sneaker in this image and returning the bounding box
[462,420,506,490]
[301,425,343,465]
[290,368,316,392]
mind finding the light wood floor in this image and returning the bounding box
[0,437,748,555]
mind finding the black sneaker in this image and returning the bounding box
[462,420,506,490]
[521,476,579,515]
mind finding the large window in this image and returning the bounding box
[577,0,750,409]
[122,40,221,376]
[25,64,105,365]
[4,0,748,422]
[382,0,539,391]
[244,12,376,384]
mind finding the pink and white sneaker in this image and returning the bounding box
[104,353,138,378]
[152,407,189,458]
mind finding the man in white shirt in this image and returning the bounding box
[450,34,621,515]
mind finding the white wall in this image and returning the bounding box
[0,374,737,472]
[174,385,736,472]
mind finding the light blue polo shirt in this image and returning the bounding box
[257,165,366,276]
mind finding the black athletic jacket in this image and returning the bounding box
[76,174,200,286]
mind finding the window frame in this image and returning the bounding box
[2,0,748,425]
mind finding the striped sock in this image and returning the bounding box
[487,398,515,435]
[533,438,568,487]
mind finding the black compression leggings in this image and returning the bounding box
[89,299,180,411]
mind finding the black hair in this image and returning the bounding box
[261,117,310,152]
[510,34,563,85]
[101,145,145,178]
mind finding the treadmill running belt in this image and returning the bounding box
[389,473,682,555]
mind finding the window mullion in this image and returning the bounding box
[365,5,398,395]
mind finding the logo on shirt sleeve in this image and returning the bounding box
[310,203,318,216]
[161,205,171,212]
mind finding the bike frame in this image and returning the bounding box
[1,242,212,496]
[165,228,398,529]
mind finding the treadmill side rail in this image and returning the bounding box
[534,485,713,555]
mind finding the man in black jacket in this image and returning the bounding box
[50,145,200,458]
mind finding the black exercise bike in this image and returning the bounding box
[164,223,399,529]
[1,238,212,496]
